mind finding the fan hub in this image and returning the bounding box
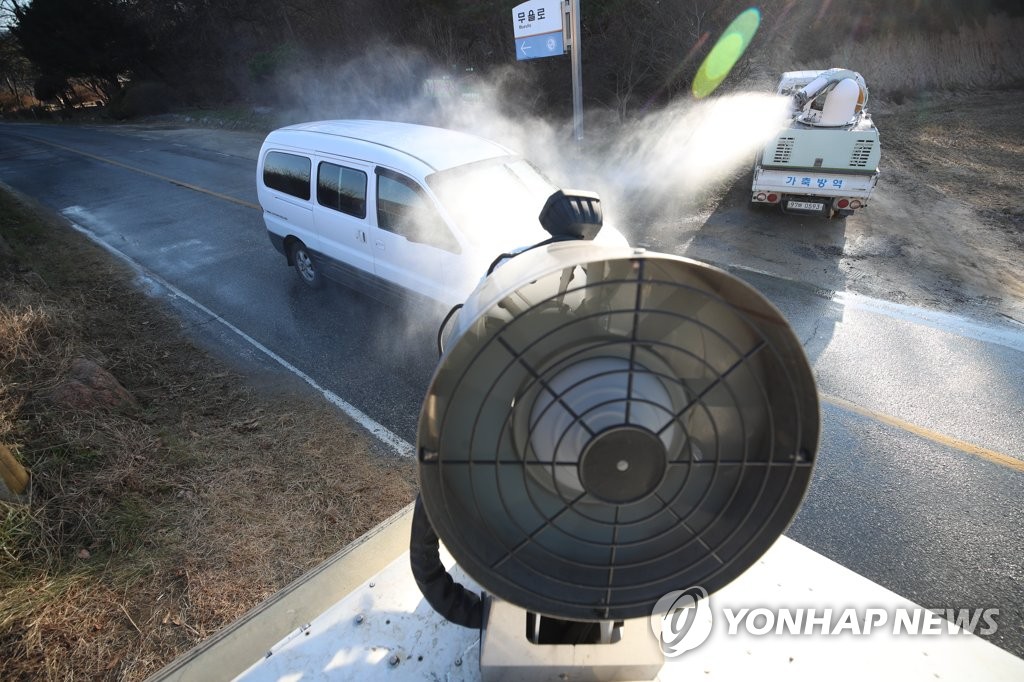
[579,427,667,504]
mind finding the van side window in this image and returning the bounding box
[318,162,367,218]
[263,152,311,200]
[376,170,460,254]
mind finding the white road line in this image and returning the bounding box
[62,210,414,459]
[713,260,1024,353]
[832,290,1024,353]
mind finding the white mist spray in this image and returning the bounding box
[429,81,791,244]
[258,45,789,244]
[257,46,791,338]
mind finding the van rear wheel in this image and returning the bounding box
[290,241,322,289]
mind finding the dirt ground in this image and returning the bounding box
[0,192,416,680]
[635,88,1024,325]
[871,89,1024,315]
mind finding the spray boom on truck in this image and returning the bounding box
[752,68,881,218]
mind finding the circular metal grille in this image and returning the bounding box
[418,248,819,621]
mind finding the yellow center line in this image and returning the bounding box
[822,393,1024,473]
[20,133,262,211]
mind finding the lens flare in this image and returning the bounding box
[692,8,761,98]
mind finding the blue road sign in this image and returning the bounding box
[515,30,564,61]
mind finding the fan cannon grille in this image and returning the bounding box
[418,246,819,622]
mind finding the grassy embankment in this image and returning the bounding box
[0,190,415,680]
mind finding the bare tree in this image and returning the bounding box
[0,30,35,108]
[422,11,464,70]
[0,0,16,24]
[586,0,719,118]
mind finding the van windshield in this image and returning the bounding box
[426,157,557,248]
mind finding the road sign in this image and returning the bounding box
[512,0,563,40]
[515,31,564,61]
[510,0,582,142]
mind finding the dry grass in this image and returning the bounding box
[0,190,416,680]
[816,16,1024,98]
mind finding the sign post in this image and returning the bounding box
[512,0,583,142]
[568,0,582,142]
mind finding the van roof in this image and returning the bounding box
[270,120,516,174]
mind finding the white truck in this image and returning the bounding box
[751,68,881,219]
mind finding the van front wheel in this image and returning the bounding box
[290,242,322,289]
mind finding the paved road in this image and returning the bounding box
[1,122,1021,657]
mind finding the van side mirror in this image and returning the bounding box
[538,190,603,241]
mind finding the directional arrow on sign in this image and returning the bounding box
[514,30,564,61]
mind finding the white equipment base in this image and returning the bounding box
[236,542,1022,681]
[151,506,1024,681]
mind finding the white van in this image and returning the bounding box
[256,120,626,309]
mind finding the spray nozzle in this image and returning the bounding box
[539,190,603,241]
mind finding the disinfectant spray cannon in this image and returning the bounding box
[410,190,820,681]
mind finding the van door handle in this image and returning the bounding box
[357,230,366,243]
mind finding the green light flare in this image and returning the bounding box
[692,8,761,99]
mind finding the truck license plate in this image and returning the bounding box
[787,200,824,211]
